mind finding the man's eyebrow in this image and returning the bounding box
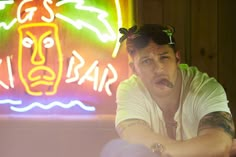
[140,55,150,59]
[159,51,169,55]
[139,54,151,60]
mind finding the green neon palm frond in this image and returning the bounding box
[55,0,116,43]
[0,1,17,30]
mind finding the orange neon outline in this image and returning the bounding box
[18,23,63,96]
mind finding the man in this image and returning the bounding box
[115,24,235,157]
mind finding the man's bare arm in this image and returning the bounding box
[165,111,234,157]
[116,119,175,147]
[198,111,235,138]
[116,112,235,157]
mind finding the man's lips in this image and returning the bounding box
[155,79,174,88]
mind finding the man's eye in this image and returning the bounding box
[142,58,153,64]
[160,56,169,60]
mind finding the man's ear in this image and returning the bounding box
[175,51,181,64]
[129,62,136,74]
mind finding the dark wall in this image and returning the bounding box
[133,0,236,124]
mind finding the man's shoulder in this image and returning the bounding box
[119,75,140,88]
[179,64,213,82]
[179,64,223,94]
[179,64,203,75]
[117,75,148,95]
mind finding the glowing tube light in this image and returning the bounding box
[66,50,85,83]
[105,63,118,96]
[0,99,22,105]
[78,60,99,85]
[112,0,122,58]
[0,1,14,10]
[0,0,17,29]
[55,0,116,43]
[0,58,10,89]
[10,100,96,112]
[0,59,9,89]
[98,67,109,92]
[0,82,9,89]
[0,18,17,30]
[6,56,14,88]
[41,0,54,23]
[93,66,99,91]
[1,0,123,57]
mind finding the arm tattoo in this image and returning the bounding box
[116,119,150,136]
[198,111,235,138]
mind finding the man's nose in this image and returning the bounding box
[153,60,164,73]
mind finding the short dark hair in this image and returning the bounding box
[119,24,176,56]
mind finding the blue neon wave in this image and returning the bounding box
[0,99,22,105]
[10,100,96,112]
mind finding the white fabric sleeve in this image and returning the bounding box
[115,80,150,127]
[193,77,231,122]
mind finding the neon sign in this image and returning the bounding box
[0,0,131,115]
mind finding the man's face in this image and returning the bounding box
[130,40,180,97]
